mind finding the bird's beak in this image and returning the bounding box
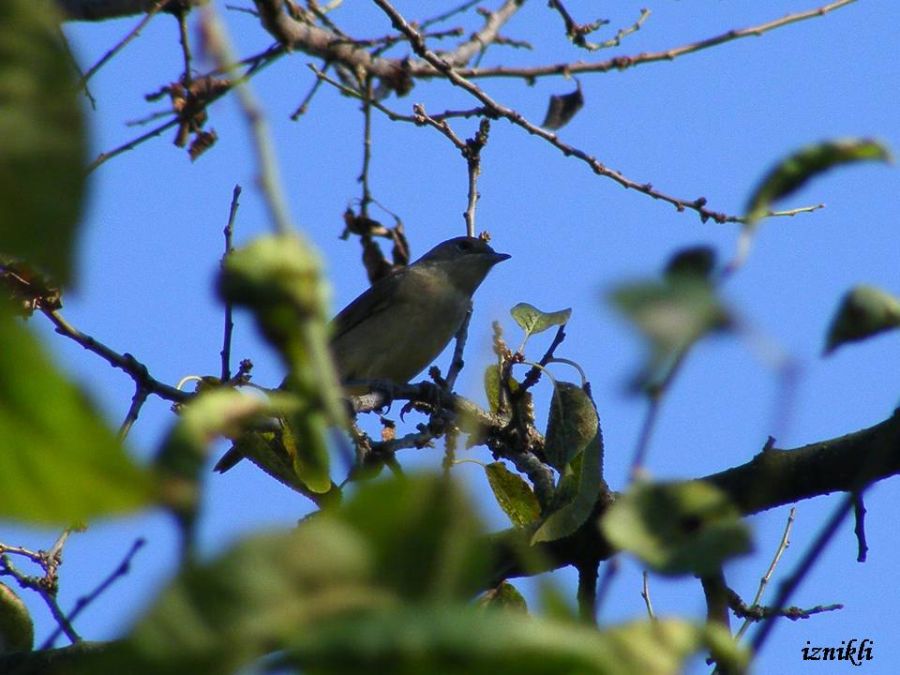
[490,251,511,265]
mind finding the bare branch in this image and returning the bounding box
[77,0,174,88]
[460,0,858,80]
[41,539,146,650]
[57,0,201,21]
[251,0,522,93]
[372,0,743,223]
[487,410,900,585]
[220,185,242,381]
[735,507,796,639]
[41,308,189,403]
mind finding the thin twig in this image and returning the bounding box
[290,61,328,119]
[445,308,472,390]
[410,103,488,235]
[420,0,481,29]
[361,26,465,54]
[359,76,375,217]
[1,531,81,646]
[412,103,466,151]
[735,507,796,640]
[594,8,651,51]
[628,393,662,481]
[88,117,179,173]
[91,45,286,172]
[41,308,189,403]
[372,0,739,224]
[547,0,609,51]
[201,6,294,235]
[853,492,868,563]
[221,185,242,381]
[176,3,194,86]
[641,570,656,619]
[463,118,490,236]
[57,26,97,109]
[118,384,150,439]
[750,491,856,652]
[731,596,842,622]
[79,0,175,89]
[520,325,567,391]
[460,0,858,80]
[40,539,146,650]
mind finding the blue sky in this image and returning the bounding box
[5,1,899,672]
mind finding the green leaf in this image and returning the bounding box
[745,138,892,225]
[663,246,716,282]
[611,279,728,354]
[610,275,731,391]
[484,462,541,528]
[155,389,282,521]
[0,315,153,525]
[477,581,528,613]
[483,363,502,414]
[544,381,599,471]
[601,481,752,577]
[218,234,345,493]
[336,474,489,601]
[482,363,523,417]
[510,303,571,345]
[282,610,745,675]
[81,522,383,675]
[531,426,603,544]
[224,424,340,506]
[0,582,34,654]
[824,285,900,355]
[0,0,86,286]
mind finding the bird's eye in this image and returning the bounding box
[456,239,473,251]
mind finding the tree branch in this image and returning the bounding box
[57,0,202,21]
[487,410,900,584]
[459,0,858,80]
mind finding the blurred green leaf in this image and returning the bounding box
[611,279,728,355]
[218,234,344,493]
[745,138,892,225]
[281,610,745,675]
[663,246,717,282]
[484,462,541,528]
[477,581,528,613]
[156,389,285,521]
[337,474,489,601]
[531,426,603,545]
[224,424,340,506]
[79,473,747,675]
[0,316,153,524]
[610,274,731,392]
[510,303,571,346]
[544,381,599,471]
[601,481,752,577]
[824,284,900,355]
[0,0,86,286]
[81,522,384,675]
[0,582,34,654]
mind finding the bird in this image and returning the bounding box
[214,235,509,473]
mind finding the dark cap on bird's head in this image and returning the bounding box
[416,236,510,294]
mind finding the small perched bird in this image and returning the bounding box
[214,235,509,473]
[331,236,510,386]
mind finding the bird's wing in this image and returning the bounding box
[328,267,409,342]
